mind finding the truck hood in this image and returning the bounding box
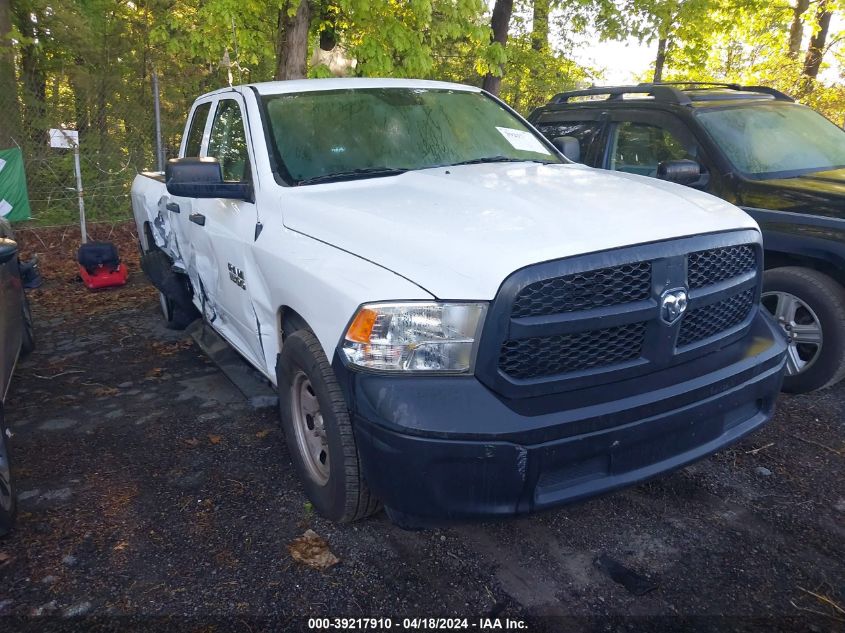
[281,162,758,299]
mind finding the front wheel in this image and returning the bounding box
[277,330,380,523]
[761,267,845,393]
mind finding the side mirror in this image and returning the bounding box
[552,136,581,163]
[165,158,253,201]
[656,159,701,186]
[0,238,18,265]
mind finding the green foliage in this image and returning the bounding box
[661,1,845,122]
[338,0,489,77]
[3,0,843,225]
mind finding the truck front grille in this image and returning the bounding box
[499,322,646,379]
[478,233,762,394]
[512,262,651,317]
[678,288,755,347]
[687,244,756,289]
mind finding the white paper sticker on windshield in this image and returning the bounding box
[496,127,551,155]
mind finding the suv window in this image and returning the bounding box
[697,103,845,178]
[609,122,690,176]
[534,121,602,164]
[184,102,211,157]
[207,100,249,182]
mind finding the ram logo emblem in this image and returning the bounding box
[660,288,688,325]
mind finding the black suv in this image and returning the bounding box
[528,82,845,393]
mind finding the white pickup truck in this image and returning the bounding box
[132,78,787,527]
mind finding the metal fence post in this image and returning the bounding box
[152,69,164,172]
[73,142,87,243]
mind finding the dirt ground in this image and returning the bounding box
[0,223,843,632]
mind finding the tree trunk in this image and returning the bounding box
[275,0,313,80]
[653,37,667,82]
[0,0,19,148]
[482,0,514,96]
[802,2,832,79]
[531,0,550,52]
[788,0,810,58]
[17,10,46,145]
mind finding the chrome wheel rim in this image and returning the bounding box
[761,291,823,376]
[0,431,12,512]
[290,371,330,486]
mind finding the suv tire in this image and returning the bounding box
[762,267,845,393]
[277,330,381,523]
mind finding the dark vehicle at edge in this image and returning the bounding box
[0,230,35,536]
[528,82,845,393]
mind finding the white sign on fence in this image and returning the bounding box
[48,128,79,149]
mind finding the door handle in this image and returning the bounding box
[166,202,180,213]
[189,212,206,227]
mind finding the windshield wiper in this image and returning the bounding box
[444,156,554,167]
[297,167,408,186]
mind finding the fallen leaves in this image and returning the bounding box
[151,340,193,356]
[0,551,13,568]
[287,529,340,570]
[15,221,157,320]
[255,429,272,439]
[208,434,222,445]
[92,386,119,397]
[184,438,200,447]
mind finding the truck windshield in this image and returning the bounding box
[696,103,845,179]
[261,88,560,185]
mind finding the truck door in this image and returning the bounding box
[188,95,264,368]
[166,100,213,274]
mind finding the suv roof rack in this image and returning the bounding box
[550,85,692,105]
[550,82,794,106]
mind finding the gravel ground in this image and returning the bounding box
[0,227,843,632]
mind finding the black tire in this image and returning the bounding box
[20,293,35,357]
[277,330,381,523]
[141,226,198,330]
[0,407,17,537]
[762,267,845,393]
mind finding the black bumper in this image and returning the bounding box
[339,312,787,520]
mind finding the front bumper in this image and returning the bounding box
[338,311,787,520]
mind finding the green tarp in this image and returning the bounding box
[0,147,32,222]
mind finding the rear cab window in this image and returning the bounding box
[184,102,211,158]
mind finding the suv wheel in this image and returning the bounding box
[761,267,845,393]
[276,330,381,522]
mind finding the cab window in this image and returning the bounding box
[184,102,211,157]
[207,100,250,182]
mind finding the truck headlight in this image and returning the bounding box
[341,302,487,373]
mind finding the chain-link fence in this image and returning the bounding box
[12,93,171,228]
[3,68,199,228]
